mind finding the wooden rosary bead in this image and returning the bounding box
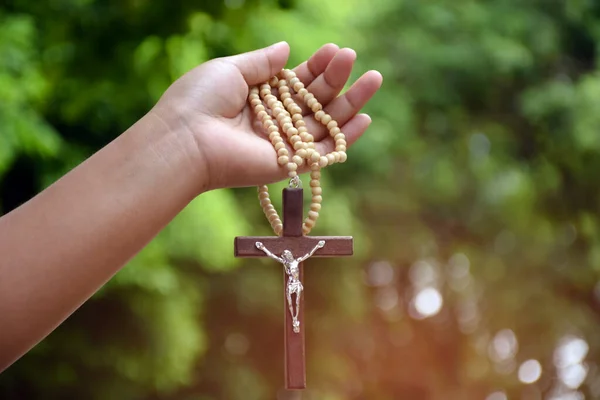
[292,155,303,166]
[300,132,313,142]
[294,149,305,158]
[293,141,305,151]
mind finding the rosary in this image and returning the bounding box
[234,69,353,389]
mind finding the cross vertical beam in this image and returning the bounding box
[282,188,305,389]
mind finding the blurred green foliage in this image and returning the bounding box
[2,0,600,399]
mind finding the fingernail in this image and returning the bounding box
[269,41,288,49]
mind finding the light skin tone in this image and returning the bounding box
[0,41,383,372]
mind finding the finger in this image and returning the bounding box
[303,48,356,111]
[292,43,339,87]
[300,70,382,141]
[314,113,372,156]
[226,41,290,85]
[320,70,383,134]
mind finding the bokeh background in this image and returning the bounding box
[1,0,599,399]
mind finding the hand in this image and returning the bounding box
[317,240,325,248]
[151,41,383,192]
[256,242,265,250]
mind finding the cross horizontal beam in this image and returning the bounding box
[234,236,353,258]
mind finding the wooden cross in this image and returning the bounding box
[234,187,353,389]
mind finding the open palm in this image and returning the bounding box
[153,42,383,190]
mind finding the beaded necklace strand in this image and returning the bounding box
[248,69,347,236]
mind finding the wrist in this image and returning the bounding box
[142,107,210,197]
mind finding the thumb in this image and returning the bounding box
[226,41,290,85]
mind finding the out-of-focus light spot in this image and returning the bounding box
[409,260,438,287]
[448,253,472,292]
[494,230,516,254]
[469,132,491,161]
[489,329,518,362]
[554,335,589,389]
[559,364,588,389]
[518,359,542,384]
[457,299,479,333]
[365,261,394,287]
[485,391,507,400]
[547,391,584,400]
[224,333,249,355]
[449,253,470,277]
[375,287,398,311]
[412,287,443,318]
[555,336,589,368]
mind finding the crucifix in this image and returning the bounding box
[234,187,353,389]
[237,68,355,389]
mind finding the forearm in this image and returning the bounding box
[0,111,205,371]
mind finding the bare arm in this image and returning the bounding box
[0,112,206,372]
[255,242,283,263]
[297,240,325,262]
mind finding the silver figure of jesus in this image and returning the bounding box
[255,240,326,333]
